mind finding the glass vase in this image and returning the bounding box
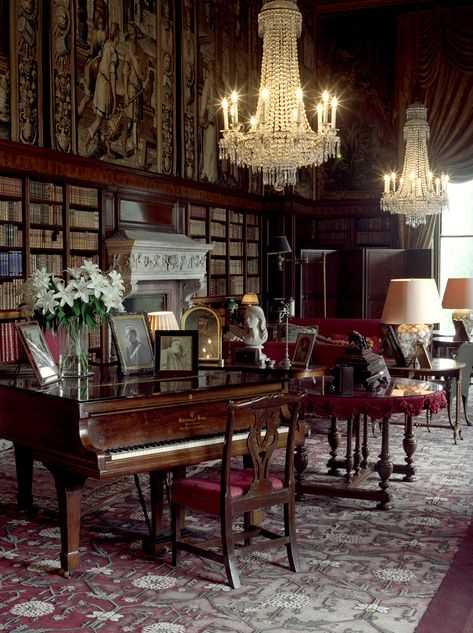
[58,323,90,378]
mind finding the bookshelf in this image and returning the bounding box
[312,215,394,249]
[0,174,102,362]
[187,204,261,303]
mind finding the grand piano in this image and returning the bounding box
[0,367,306,575]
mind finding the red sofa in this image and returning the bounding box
[263,317,384,368]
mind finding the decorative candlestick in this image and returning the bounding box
[279,308,291,370]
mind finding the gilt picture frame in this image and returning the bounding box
[15,321,60,385]
[180,305,222,362]
[291,332,316,367]
[109,312,154,375]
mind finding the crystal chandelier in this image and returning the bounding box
[380,102,449,228]
[218,0,340,192]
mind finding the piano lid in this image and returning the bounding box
[0,367,284,403]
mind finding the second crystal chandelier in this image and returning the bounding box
[380,102,449,227]
[219,0,340,192]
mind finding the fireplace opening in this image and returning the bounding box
[123,295,166,314]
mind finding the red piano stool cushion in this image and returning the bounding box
[172,469,284,515]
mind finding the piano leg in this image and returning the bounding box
[142,470,169,556]
[13,443,34,512]
[45,464,87,577]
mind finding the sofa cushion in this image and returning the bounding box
[281,323,318,343]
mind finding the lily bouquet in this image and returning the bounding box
[22,259,125,376]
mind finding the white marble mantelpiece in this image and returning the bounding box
[105,229,213,316]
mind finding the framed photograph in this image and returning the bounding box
[291,332,316,367]
[15,321,60,385]
[382,325,408,367]
[415,342,433,369]
[180,305,222,362]
[233,346,260,365]
[155,331,198,377]
[109,313,154,375]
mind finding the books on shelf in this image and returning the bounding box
[0,251,22,276]
[0,320,22,363]
[29,202,63,225]
[0,176,22,198]
[70,209,100,229]
[0,224,23,247]
[0,278,22,309]
[30,253,63,275]
[70,232,99,250]
[30,181,63,202]
[30,229,64,249]
[69,185,99,207]
[0,200,22,221]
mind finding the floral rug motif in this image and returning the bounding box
[1,399,473,633]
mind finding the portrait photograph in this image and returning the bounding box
[15,321,60,385]
[291,332,316,367]
[155,330,198,377]
[109,312,154,375]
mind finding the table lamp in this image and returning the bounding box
[241,293,259,306]
[441,277,473,341]
[147,311,179,338]
[267,236,292,271]
[381,278,443,366]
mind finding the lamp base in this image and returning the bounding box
[396,323,433,366]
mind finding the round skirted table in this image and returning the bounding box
[295,377,447,509]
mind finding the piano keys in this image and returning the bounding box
[0,367,306,575]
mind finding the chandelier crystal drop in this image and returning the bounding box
[218,0,340,192]
[380,102,449,227]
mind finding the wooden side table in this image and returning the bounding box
[295,378,446,509]
[432,337,465,359]
[388,358,465,442]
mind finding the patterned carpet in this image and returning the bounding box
[0,399,473,633]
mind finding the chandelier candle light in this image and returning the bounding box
[380,102,449,227]
[219,0,340,191]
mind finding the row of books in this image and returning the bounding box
[0,200,22,221]
[30,229,64,249]
[0,224,23,247]
[189,205,206,219]
[210,207,227,222]
[70,253,99,268]
[247,243,258,257]
[70,185,99,207]
[210,223,226,238]
[70,209,100,229]
[229,275,244,295]
[246,225,260,240]
[0,278,22,310]
[212,241,226,256]
[229,260,243,274]
[247,259,259,274]
[229,242,243,256]
[229,224,242,239]
[189,218,206,235]
[245,277,261,293]
[0,321,22,363]
[30,181,63,202]
[30,253,64,275]
[30,202,63,225]
[0,251,23,276]
[212,259,226,274]
[70,232,99,250]
[0,176,22,198]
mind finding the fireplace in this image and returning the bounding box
[105,229,213,318]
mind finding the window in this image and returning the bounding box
[438,181,473,330]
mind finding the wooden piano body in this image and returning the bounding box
[0,368,305,575]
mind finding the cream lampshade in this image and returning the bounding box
[441,277,473,341]
[147,311,179,337]
[241,293,259,306]
[381,278,443,365]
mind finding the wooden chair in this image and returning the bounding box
[170,391,306,589]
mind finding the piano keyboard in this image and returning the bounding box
[105,427,289,462]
